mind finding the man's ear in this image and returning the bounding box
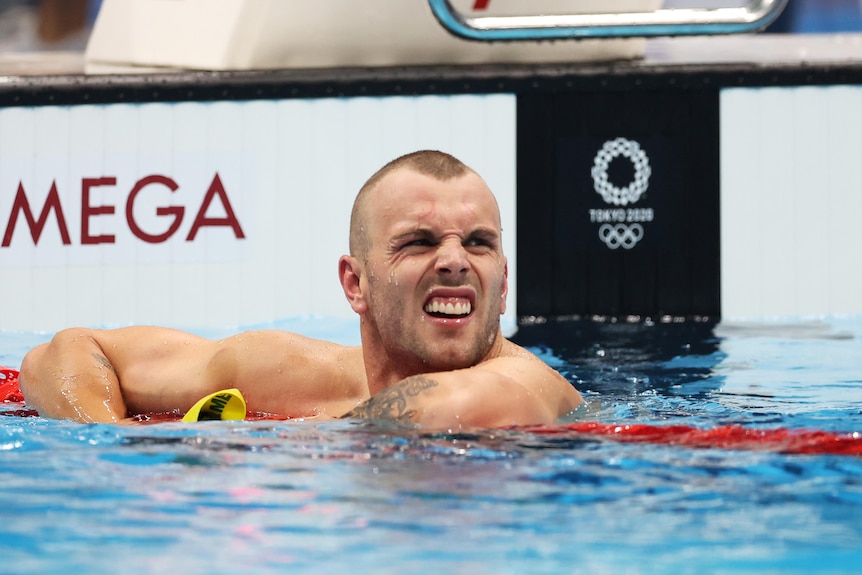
[339,255,368,314]
[500,259,509,315]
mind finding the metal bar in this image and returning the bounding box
[427,0,788,40]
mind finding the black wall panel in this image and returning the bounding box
[517,88,720,321]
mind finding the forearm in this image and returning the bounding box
[18,329,128,423]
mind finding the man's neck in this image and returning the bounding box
[361,342,422,396]
[359,323,507,396]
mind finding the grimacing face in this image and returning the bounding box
[358,168,508,372]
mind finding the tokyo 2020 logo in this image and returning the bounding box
[589,138,653,250]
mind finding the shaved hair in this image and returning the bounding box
[349,150,474,261]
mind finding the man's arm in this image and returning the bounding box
[19,329,125,422]
[18,326,218,423]
[343,356,582,429]
[20,326,368,423]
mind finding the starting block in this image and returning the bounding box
[85,0,662,71]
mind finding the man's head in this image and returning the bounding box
[340,150,508,378]
[349,150,475,263]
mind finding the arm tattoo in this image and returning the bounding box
[92,353,118,377]
[343,375,439,423]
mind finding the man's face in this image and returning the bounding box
[360,169,508,372]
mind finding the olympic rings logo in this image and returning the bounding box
[599,223,643,250]
[591,138,651,206]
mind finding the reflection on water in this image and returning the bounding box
[514,318,862,430]
[3,416,862,574]
[514,320,723,395]
[1,316,862,574]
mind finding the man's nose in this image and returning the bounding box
[435,240,470,275]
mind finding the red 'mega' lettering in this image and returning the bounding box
[126,175,184,244]
[1,172,246,248]
[82,177,117,245]
[186,173,245,241]
[2,182,71,247]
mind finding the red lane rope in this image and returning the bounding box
[1,366,39,418]
[3,366,862,456]
[1,366,23,403]
[527,422,862,457]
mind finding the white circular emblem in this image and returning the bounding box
[591,138,651,206]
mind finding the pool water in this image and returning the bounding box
[2,316,861,574]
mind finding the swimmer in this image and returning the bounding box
[18,150,583,428]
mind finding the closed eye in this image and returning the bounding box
[394,234,437,252]
[405,238,434,247]
[400,238,436,250]
[464,232,498,251]
[465,237,491,247]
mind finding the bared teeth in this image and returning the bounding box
[424,300,472,316]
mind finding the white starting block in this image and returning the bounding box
[84,0,663,71]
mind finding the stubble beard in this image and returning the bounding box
[366,275,503,374]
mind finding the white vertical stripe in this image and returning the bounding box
[721,86,862,319]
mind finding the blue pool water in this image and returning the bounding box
[1,316,861,574]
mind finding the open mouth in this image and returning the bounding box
[424,298,473,319]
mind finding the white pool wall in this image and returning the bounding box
[721,86,862,320]
[0,94,517,332]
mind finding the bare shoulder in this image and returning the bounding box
[492,339,567,379]
[217,329,364,376]
[206,329,364,383]
[497,338,551,359]
[483,338,582,412]
[215,329,359,356]
[210,330,368,417]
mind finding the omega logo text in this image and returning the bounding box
[1,172,245,248]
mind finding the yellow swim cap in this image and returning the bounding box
[181,388,247,422]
